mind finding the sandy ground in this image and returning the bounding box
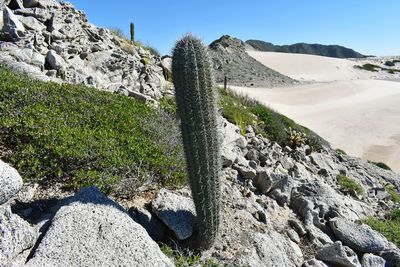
[231,52,400,173]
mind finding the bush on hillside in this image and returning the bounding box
[219,88,324,151]
[0,65,186,195]
[363,209,400,247]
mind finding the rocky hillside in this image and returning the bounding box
[0,0,168,102]
[1,1,400,267]
[2,115,400,266]
[209,35,296,87]
[246,39,368,58]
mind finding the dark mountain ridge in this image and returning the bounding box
[246,39,369,58]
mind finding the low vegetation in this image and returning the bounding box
[363,209,400,247]
[0,65,186,195]
[355,63,400,74]
[370,161,392,171]
[109,27,160,56]
[160,245,218,267]
[336,174,364,195]
[382,182,400,203]
[335,148,347,155]
[219,88,324,151]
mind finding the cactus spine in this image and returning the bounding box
[130,22,135,43]
[172,35,220,249]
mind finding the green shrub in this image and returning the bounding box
[159,95,177,115]
[355,63,380,72]
[384,184,400,203]
[219,88,324,151]
[160,244,219,267]
[0,65,186,195]
[335,148,347,155]
[337,174,364,195]
[371,161,392,171]
[363,209,400,247]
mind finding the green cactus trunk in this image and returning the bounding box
[130,22,135,44]
[172,35,220,249]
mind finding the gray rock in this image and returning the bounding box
[0,205,36,266]
[0,160,23,205]
[6,0,24,9]
[280,157,295,170]
[287,229,300,244]
[379,249,400,267]
[302,259,329,267]
[23,0,40,8]
[290,182,371,229]
[233,164,256,180]
[0,53,52,81]
[31,51,45,67]
[235,232,303,267]
[152,188,196,240]
[2,6,25,39]
[16,15,46,31]
[253,169,273,194]
[26,187,174,267]
[361,253,385,267]
[330,218,388,253]
[316,241,361,267]
[46,49,64,70]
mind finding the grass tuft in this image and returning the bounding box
[337,174,364,195]
[219,88,324,151]
[362,209,400,247]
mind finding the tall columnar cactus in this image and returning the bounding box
[130,22,135,43]
[172,35,221,249]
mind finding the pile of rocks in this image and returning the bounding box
[0,0,166,102]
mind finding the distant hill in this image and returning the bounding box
[208,35,295,87]
[245,40,368,58]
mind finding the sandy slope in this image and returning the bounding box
[232,52,400,173]
[246,51,374,82]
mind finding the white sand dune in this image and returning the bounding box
[232,52,400,173]
[247,51,373,82]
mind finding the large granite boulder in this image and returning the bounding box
[26,187,174,267]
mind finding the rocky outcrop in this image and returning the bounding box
[25,187,174,267]
[208,35,296,87]
[0,0,166,101]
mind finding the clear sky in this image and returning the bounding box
[67,0,400,56]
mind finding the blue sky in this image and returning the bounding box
[68,0,400,56]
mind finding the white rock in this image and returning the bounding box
[25,187,174,267]
[46,49,64,70]
[0,205,36,266]
[361,253,385,267]
[316,241,361,267]
[0,160,23,205]
[16,15,46,31]
[152,188,196,240]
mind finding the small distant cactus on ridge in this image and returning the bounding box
[172,34,221,249]
[130,22,135,43]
